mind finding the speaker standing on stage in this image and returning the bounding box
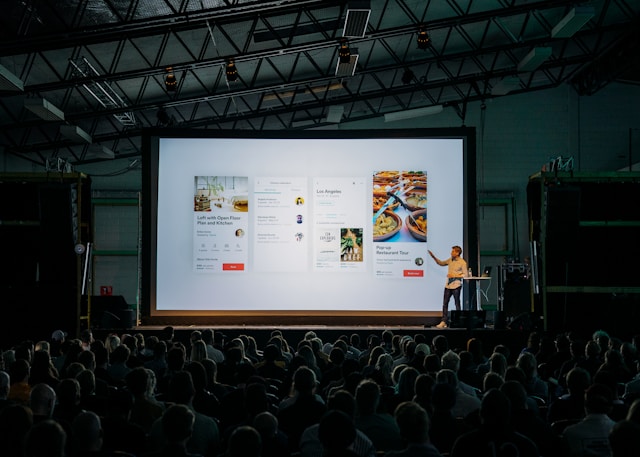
[429,246,468,329]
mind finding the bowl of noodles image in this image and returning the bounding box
[373,210,402,241]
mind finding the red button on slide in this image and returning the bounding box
[404,270,424,277]
[222,263,245,271]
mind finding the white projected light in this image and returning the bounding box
[147,131,472,317]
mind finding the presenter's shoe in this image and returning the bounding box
[436,321,448,329]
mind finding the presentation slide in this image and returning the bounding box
[147,132,472,315]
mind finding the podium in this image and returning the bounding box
[466,276,491,311]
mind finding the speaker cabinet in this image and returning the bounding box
[450,310,486,329]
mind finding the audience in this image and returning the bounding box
[3,324,640,457]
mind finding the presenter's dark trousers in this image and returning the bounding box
[442,287,461,323]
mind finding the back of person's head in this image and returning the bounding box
[167,345,186,371]
[328,389,357,418]
[56,377,80,406]
[397,366,419,398]
[368,346,385,366]
[110,344,131,364]
[169,370,196,404]
[504,366,526,385]
[76,349,96,370]
[483,372,504,392]
[441,350,460,372]
[253,411,278,440]
[415,343,430,357]
[292,366,317,395]
[227,425,262,457]
[185,360,208,392]
[30,382,57,417]
[479,388,511,429]
[394,401,430,443]
[76,369,96,396]
[489,352,507,375]
[126,366,150,396]
[432,335,449,355]
[25,419,66,457]
[435,368,459,388]
[432,382,456,411]
[584,383,613,415]
[244,381,269,417]
[0,404,33,455]
[71,410,103,452]
[381,330,393,345]
[500,380,528,411]
[585,340,601,358]
[610,420,640,457]
[262,344,280,362]
[318,410,356,454]
[355,379,380,415]
[163,403,195,443]
[423,354,441,373]
[516,351,538,379]
[330,346,346,366]
[566,366,591,394]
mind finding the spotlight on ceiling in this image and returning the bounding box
[0,64,24,92]
[417,28,431,50]
[384,105,444,122]
[338,41,351,64]
[343,0,371,38]
[335,48,359,77]
[164,67,177,92]
[226,61,238,82]
[401,68,414,85]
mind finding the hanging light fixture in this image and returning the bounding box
[338,40,351,64]
[226,60,238,82]
[417,28,431,50]
[164,67,177,91]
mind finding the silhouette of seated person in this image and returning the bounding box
[500,380,561,457]
[450,388,539,457]
[0,404,33,457]
[99,387,146,456]
[24,419,67,457]
[148,370,221,457]
[277,366,327,453]
[385,401,442,457]
[252,411,289,457]
[561,383,616,457]
[226,425,262,457]
[429,382,473,455]
[125,366,165,434]
[609,420,640,457]
[547,367,591,424]
[30,382,57,423]
[353,379,403,453]
[318,410,359,457]
[143,404,203,457]
[70,410,135,457]
[255,344,288,383]
[300,389,375,457]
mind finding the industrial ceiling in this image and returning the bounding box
[1,0,639,167]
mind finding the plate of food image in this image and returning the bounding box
[373,210,402,241]
[406,209,427,241]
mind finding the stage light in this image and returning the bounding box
[384,105,443,122]
[164,67,177,92]
[551,6,594,38]
[226,61,238,82]
[417,28,431,50]
[517,47,552,72]
[343,0,371,38]
[338,41,351,64]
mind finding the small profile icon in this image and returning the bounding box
[296,214,303,224]
[415,257,424,266]
[295,197,304,205]
[295,232,304,242]
[235,228,245,237]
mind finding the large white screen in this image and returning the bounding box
[148,133,471,315]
